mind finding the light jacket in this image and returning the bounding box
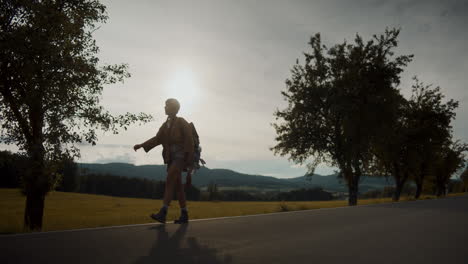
[141,116,194,163]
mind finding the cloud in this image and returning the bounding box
[93,152,136,164]
[4,1,468,179]
[74,0,468,176]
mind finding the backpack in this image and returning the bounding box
[162,117,206,171]
[188,122,206,171]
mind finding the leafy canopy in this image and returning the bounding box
[272,28,413,179]
[0,0,152,161]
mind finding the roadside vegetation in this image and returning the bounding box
[1,188,466,234]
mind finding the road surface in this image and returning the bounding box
[1,195,467,264]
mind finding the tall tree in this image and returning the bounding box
[460,165,468,192]
[207,181,219,201]
[405,78,459,198]
[272,28,412,205]
[372,96,418,201]
[0,0,152,230]
[432,141,467,197]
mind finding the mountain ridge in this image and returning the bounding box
[78,162,395,192]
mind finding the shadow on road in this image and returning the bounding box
[134,224,232,264]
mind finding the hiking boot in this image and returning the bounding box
[174,210,189,224]
[150,207,167,224]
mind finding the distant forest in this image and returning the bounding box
[0,150,332,201]
[1,150,465,201]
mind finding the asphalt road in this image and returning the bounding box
[1,195,467,264]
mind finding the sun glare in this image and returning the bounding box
[164,67,200,112]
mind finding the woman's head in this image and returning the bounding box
[165,98,180,116]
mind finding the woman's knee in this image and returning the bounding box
[168,164,182,176]
[166,166,181,182]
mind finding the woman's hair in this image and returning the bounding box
[166,98,180,113]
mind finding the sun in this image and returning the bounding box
[164,67,200,113]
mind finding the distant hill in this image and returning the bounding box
[78,163,395,193]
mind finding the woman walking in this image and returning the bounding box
[134,98,194,224]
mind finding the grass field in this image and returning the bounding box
[1,188,466,234]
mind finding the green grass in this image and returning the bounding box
[0,188,466,234]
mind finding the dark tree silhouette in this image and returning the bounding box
[272,28,412,205]
[55,158,80,193]
[0,0,152,230]
[372,77,461,201]
[0,150,27,188]
[432,141,467,197]
[207,181,220,201]
[460,165,468,192]
[371,91,411,202]
[404,78,460,198]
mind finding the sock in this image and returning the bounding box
[181,207,187,213]
[161,204,168,212]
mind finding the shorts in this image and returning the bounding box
[167,145,185,171]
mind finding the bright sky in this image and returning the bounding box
[3,0,467,178]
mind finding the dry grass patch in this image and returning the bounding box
[1,188,466,234]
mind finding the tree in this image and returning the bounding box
[372,77,460,201]
[432,141,467,197]
[0,0,152,230]
[372,95,415,202]
[460,165,468,192]
[272,28,412,205]
[405,78,459,198]
[207,181,219,201]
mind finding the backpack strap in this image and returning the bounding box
[167,116,180,145]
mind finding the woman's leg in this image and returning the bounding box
[163,164,181,207]
[176,173,187,208]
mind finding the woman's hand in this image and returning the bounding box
[133,144,142,152]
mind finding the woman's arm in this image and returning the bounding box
[134,124,165,152]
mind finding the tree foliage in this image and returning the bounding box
[0,0,152,230]
[372,76,462,201]
[272,28,412,205]
[460,165,468,192]
[207,181,220,201]
[432,141,467,196]
[0,150,27,188]
[405,78,461,198]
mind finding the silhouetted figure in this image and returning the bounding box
[134,98,194,224]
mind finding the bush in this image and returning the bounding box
[278,203,291,212]
[276,188,333,201]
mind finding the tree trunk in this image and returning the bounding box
[24,192,45,231]
[414,181,423,199]
[434,172,446,198]
[348,184,358,206]
[23,141,47,231]
[392,164,404,202]
[414,162,427,199]
[436,183,446,198]
[347,173,359,206]
[393,181,403,202]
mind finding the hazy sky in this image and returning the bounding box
[4,0,467,178]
